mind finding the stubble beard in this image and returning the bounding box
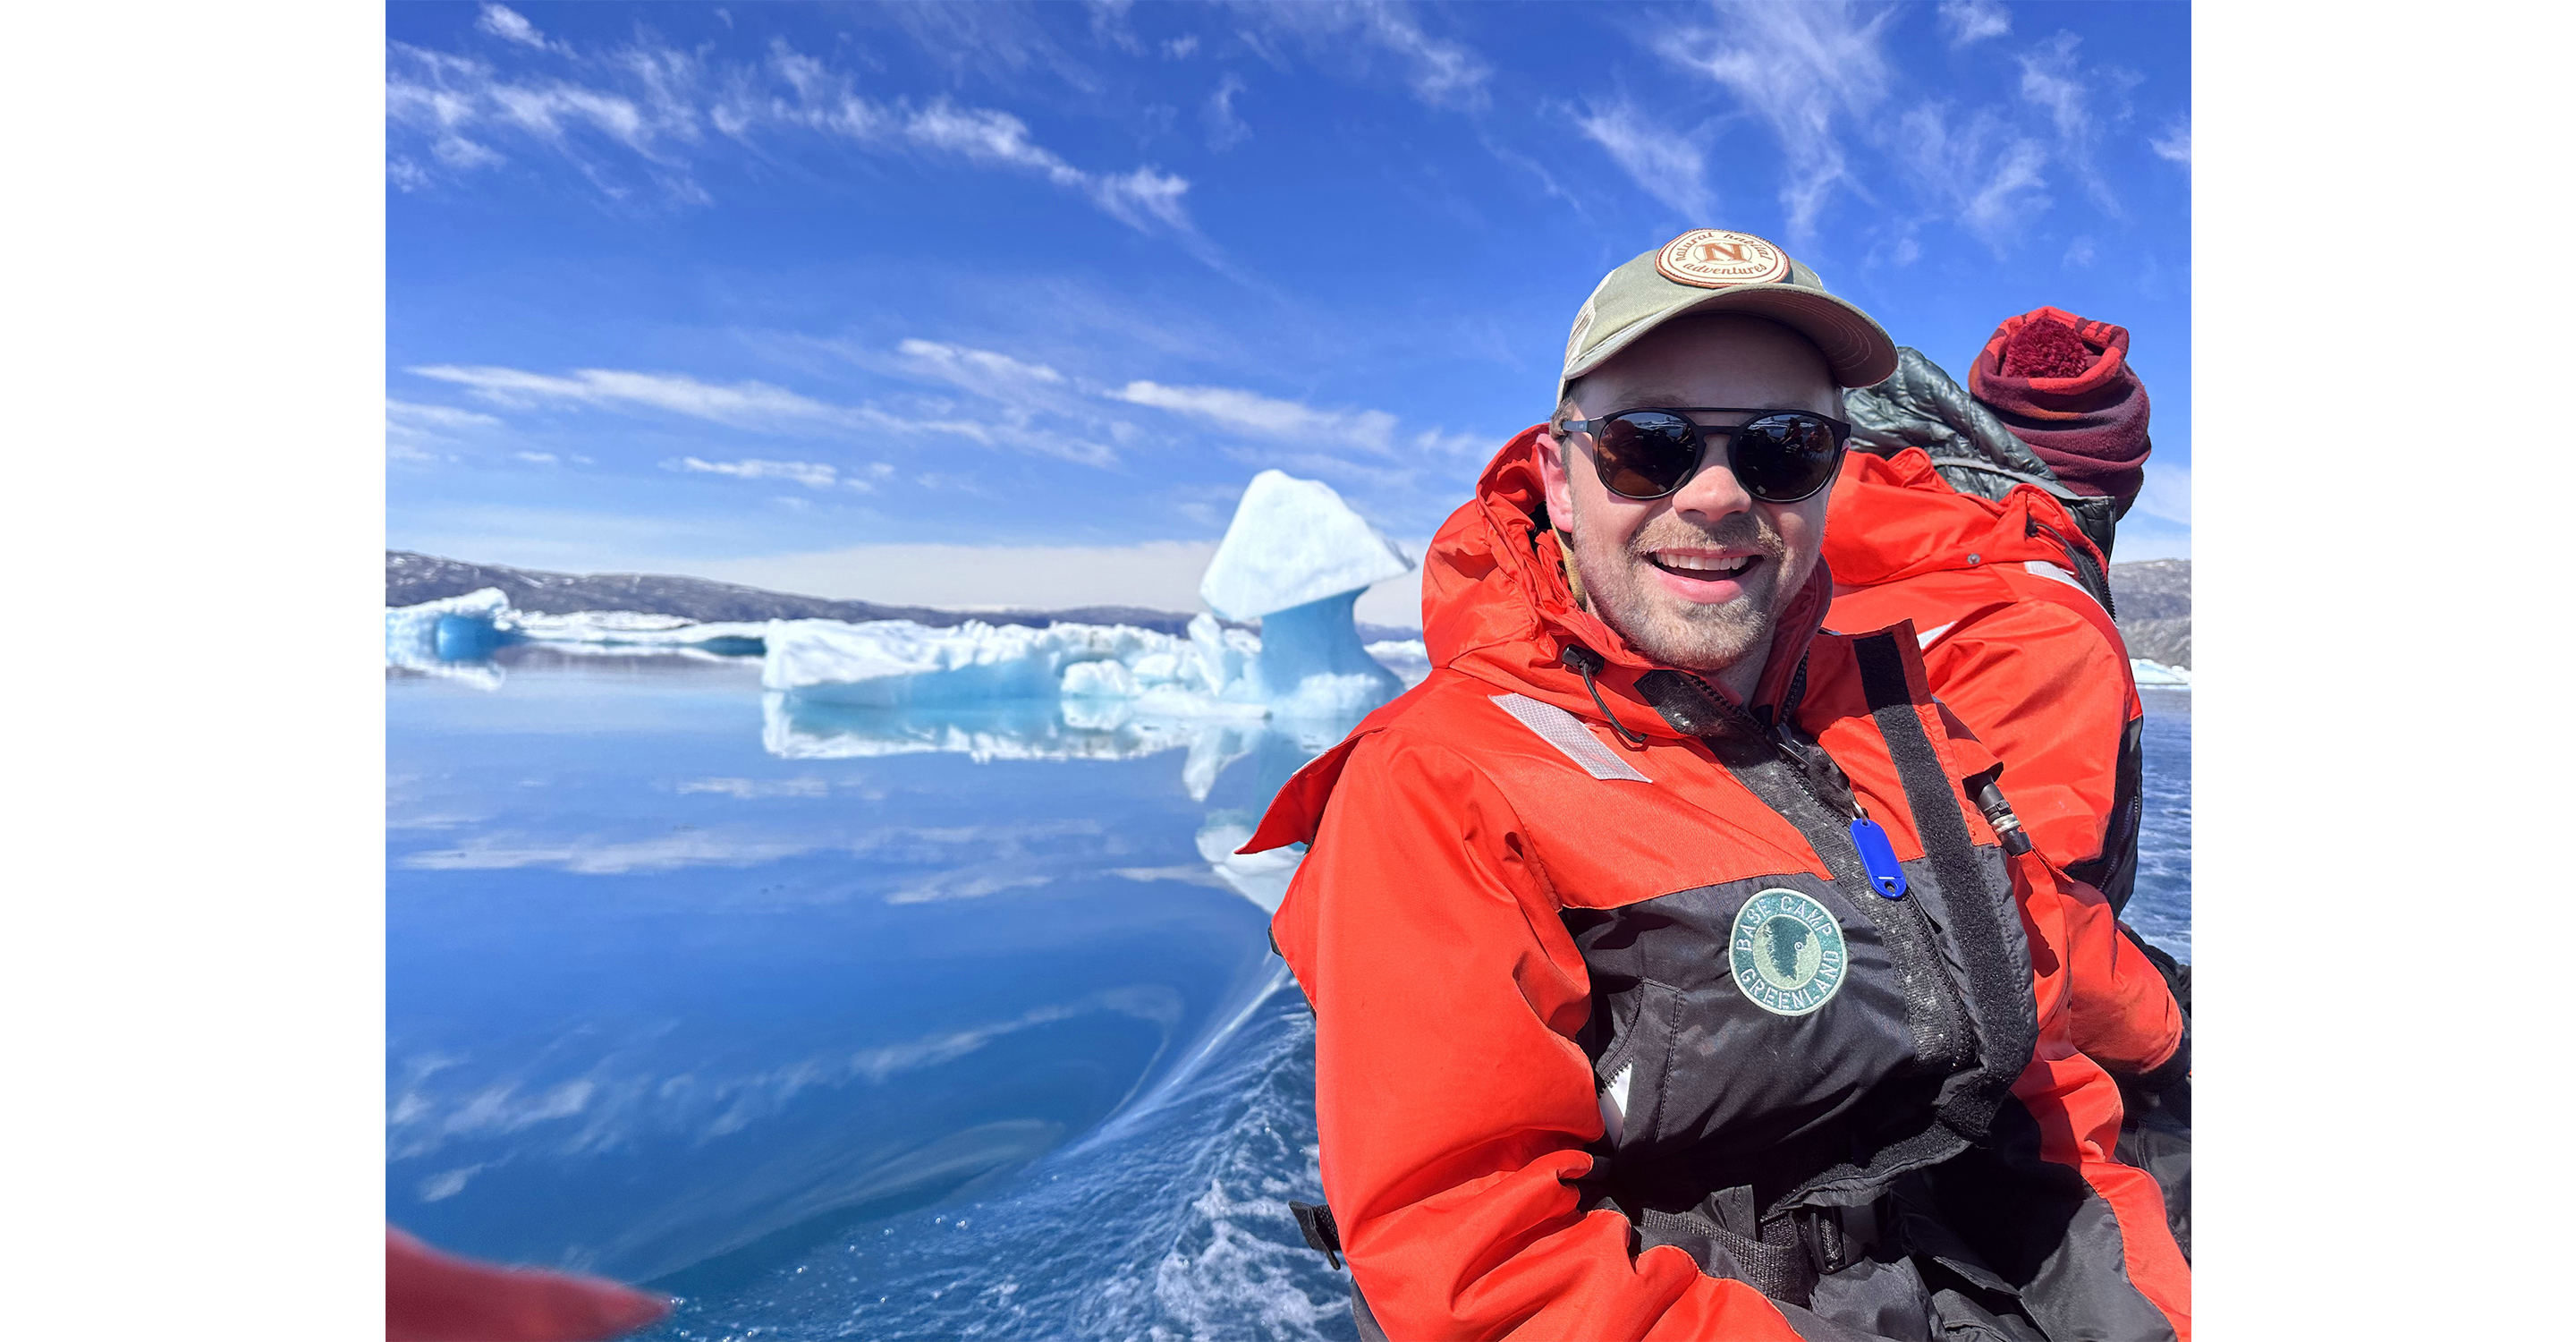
[1569,512,1793,675]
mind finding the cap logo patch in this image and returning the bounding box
[1656,230,1792,290]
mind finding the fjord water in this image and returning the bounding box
[388,654,2190,1340]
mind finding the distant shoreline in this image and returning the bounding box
[388,550,2186,670]
[385,550,1427,645]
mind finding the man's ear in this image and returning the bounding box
[1535,424,1576,537]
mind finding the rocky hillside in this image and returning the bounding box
[386,551,1428,644]
[2110,558,2190,668]
[386,551,1211,635]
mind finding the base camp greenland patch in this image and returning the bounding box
[1729,888,1849,1016]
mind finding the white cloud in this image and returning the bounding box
[1205,72,1250,152]
[2063,235,2096,268]
[1653,3,1897,242]
[411,364,845,428]
[1239,1,1492,111]
[514,450,559,464]
[2016,31,2140,216]
[1937,0,2012,47]
[2150,115,2190,165]
[475,4,548,50]
[2131,462,2190,527]
[1892,104,2052,250]
[1572,101,1715,219]
[666,456,844,489]
[894,338,1069,399]
[1108,380,1398,453]
[386,398,501,430]
[387,33,1196,237]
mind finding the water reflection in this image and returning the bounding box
[388,658,1364,1294]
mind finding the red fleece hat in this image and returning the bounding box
[1968,305,2152,512]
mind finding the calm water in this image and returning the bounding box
[388,652,2190,1340]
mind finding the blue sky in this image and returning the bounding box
[386,0,2190,626]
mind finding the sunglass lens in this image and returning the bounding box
[1594,412,1700,497]
[1733,414,1843,502]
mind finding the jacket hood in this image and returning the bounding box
[1821,446,2110,590]
[1420,425,1833,743]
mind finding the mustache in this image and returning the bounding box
[1624,513,1785,559]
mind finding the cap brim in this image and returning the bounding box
[1563,284,1898,394]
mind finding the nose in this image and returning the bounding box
[1668,432,1758,522]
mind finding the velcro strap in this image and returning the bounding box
[1639,1206,1818,1306]
[1289,1200,1343,1270]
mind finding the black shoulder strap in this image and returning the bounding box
[1852,633,2038,1142]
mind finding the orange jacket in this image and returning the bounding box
[1824,448,2182,1080]
[1253,429,2187,1341]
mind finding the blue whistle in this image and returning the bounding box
[1850,818,1908,898]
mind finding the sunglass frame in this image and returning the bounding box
[1554,406,1852,503]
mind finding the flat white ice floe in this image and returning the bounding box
[2130,658,2191,688]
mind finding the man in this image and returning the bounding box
[1247,231,2188,1340]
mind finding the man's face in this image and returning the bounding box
[1538,314,1841,684]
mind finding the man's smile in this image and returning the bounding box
[1642,546,1766,599]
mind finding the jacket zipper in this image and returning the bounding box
[1678,665,1979,1071]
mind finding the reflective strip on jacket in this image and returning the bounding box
[1251,428,2189,1341]
[1823,446,2182,1081]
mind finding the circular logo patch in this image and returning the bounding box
[1729,888,1848,1017]
[1656,229,1792,289]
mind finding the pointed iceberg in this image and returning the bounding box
[1200,470,1416,718]
[1199,470,1415,622]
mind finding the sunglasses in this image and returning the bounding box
[1555,407,1851,503]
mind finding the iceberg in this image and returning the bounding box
[386,588,515,669]
[1198,470,1414,716]
[761,470,1419,721]
[1199,470,1415,621]
[1362,638,1432,689]
[513,610,770,657]
[2131,658,2192,689]
[762,618,1269,713]
[386,590,772,670]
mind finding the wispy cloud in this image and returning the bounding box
[406,361,1119,468]
[1205,72,1250,152]
[665,456,859,490]
[1108,380,1398,453]
[1937,0,2012,47]
[386,398,502,431]
[1572,101,1715,219]
[1891,104,2052,251]
[2132,462,2190,527]
[1652,3,1896,242]
[474,4,552,51]
[387,31,1197,238]
[2016,31,2140,216]
[1238,2,1492,112]
[411,364,846,428]
[2149,115,2190,166]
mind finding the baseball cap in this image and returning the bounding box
[1558,229,1899,401]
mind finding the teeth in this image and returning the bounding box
[1657,553,1750,573]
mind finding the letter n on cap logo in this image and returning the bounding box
[1657,229,1791,289]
